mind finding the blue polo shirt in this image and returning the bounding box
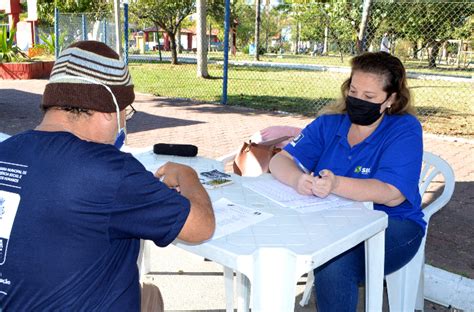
[285,113,425,231]
[0,131,191,310]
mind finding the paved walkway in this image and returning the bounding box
[1,80,472,311]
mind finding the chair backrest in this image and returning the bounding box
[419,151,455,222]
[0,132,11,142]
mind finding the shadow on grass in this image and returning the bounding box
[410,85,464,89]
[416,105,470,117]
[142,94,336,118]
[225,94,334,116]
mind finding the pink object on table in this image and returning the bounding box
[250,126,302,148]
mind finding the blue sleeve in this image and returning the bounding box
[108,155,190,247]
[373,118,423,209]
[283,117,325,173]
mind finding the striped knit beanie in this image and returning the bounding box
[42,40,134,113]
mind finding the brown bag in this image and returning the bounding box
[233,136,291,177]
[141,282,164,312]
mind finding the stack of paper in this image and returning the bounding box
[211,198,273,240]
[244,178,358,213]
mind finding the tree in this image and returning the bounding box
[389,1,473,68]
[196,0,208,77]
[228,1,255,52]
[130,0,194,65]
[36,0,111,26]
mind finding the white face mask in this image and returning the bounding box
[52,76,126,149]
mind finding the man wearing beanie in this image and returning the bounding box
[0,41,215,310]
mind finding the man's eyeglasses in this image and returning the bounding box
[126,105,136,121]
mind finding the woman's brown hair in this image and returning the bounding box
[320,52,415,116]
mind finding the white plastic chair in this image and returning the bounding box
[299,151,455,311]
[0,132,11,142]
[137,239,152,281]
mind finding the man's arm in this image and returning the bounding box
[156,162,215,243]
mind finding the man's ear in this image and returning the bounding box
[97,111,114,122]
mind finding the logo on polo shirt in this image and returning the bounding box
[290,133,304,147]
[354,166,371,175]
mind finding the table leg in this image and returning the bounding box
[223,266,234,312]
[251,248,297,312]
[236,272,250,312]
[365,230,385,312]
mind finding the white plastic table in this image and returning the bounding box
[133,150,388,312]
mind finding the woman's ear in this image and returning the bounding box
[381,93,396,114]
[387,92,397,106]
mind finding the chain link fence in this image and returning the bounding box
[52,1,473,138]
[54,12,117,55]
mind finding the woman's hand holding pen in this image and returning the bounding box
[312,169,339,198]
[295,172,314,195]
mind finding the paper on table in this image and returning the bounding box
[244,177,359,213]
[211,198,273,240]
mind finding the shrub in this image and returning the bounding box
[0,26,28,62]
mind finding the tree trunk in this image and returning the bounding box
[231,28,237,56]
[254,0,261,61]
[295,22,300,55]
[197,0,209,77]
[428,40,442,68]
[209,22,212,52]
[323,26,328,55]
[264,0,269,53]
[169,32,178,65]
[357,0,372,54]
[177,26,182,54]
[411,40,418,59]
[154,23,163,61]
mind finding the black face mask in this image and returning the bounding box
[346,96,387,126]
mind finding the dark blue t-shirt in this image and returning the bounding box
[0,131,190,311]
[285,113,426,230]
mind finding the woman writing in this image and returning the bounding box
[269,52,425,311]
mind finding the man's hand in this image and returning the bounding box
[155,161,215,243]
[155,162,192,190]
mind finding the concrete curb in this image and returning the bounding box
[426,264,474,310]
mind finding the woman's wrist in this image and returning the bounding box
[332,174,341,194]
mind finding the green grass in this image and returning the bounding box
[144,50,473,77]
[129,62,473,138]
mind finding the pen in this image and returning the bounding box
[294,158,322,178]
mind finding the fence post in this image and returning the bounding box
[123,0,129,64]
[221,0,231,105]
[82,14,87,41]
[54,7,59,58]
